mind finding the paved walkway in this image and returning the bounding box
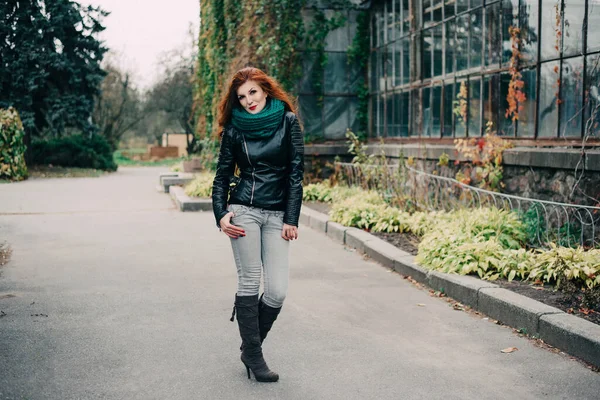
[0,167,599,400]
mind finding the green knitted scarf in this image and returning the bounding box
[231,98,285,139]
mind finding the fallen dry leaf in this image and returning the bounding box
[417,303,426,307]
[501,347,518,353]
[453,303,465,311]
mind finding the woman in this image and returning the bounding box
[211,67,304,383]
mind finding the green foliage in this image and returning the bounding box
[345,129,372,164]
[305,8,346,106]
[0,1,108,137]
[0,108,28,181]
[347,10,370,139]
[184,172,216,198]
[520,203,546,246]
[113,150,183,167]
[529,245,600,289]
[32,135,117,171]
[302,181,364,203]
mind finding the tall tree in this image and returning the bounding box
[93,60,144,150]
[0,0,108,145]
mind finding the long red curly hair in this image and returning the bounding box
[218,67,297,128]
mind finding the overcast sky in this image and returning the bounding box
[81,0,200,90]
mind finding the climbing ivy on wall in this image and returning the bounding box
[193,0,369,141]
[347,10,370,139]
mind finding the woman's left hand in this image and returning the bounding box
[282,223,298,241]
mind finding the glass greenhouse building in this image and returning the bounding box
[368,0,600,141]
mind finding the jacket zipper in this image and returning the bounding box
[242,135,255,205]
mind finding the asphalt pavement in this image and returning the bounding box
[0,167,599,400]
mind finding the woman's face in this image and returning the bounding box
[236,80,267,114]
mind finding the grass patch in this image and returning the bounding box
[28,165,108,178]
[114,150,184,167]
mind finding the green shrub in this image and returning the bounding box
[0,108,28,181]
[529,245,600,289]
[184,172,215,198]
[451,208,526,250]
[329,192,387,230]
[372,206,411,233]
[31,134,117,171]
[303,182,364,203]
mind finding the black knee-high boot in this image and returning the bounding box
[238,294,282,350]
[258,295,282,343]
[231,294,279,382]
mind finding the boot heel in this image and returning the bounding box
[245,365,251,379]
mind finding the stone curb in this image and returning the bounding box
[158,173,194,193]
[169,186,212,212]
[299,206,600,369]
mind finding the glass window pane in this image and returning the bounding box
[538,61,560,138]
[391,92,402,136]
[456,15,469,71]
[299,95,322,138]
[520,0,539,64]
[370,51,378,92]
[324,52,348,94]
[424,0,433,28]
[411,90,421,136]
[470,10,483,69]
[375,94,384,137]
[485,3,501,66]
[387,0,394,43]
[444,0,455,19]
[395,0,403,38]
[349,97,360,134]
[469,79,482,136]
[472,0,483,7]
[378,14,385,47]
[403,38,410,84]
[455,80,467,137]
[589,1,600,52]
[386,93,394,136]
[324,97,349,139]
[483,74,500,133]
[502,0,518,66]
[585,55,600,138]
[433,25,443,77]
[433,4,443,24]
[443,82,455,137]
[498,72,516,136]
[518,69,537,138]
[400,91,410,136]
[540,0,560,61]
[423,30,433,80]
[378,49,386,92]
[562,1,585,58]
[402,0,410,34]
[445,19,455,74]
[393,41,402,87]
[432,86,442,137]
[457,0,468,14]
[560,57,584,138]
[385,45,393,89]
[423,87,432,136]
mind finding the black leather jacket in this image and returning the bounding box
[212,111,304,227]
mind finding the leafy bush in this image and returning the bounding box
[303,182,364,203]
[184,172,215,198]
[529,245,600,289]
[452,208,526,250]
[31,134,117,171]
[330,199,386,230]
[0,108,28,181]
[372,206,411,233]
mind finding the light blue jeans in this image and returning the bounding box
[227,204,290,308]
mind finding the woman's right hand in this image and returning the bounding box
[220,212,246,239]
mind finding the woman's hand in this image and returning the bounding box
[220,212,246,239]
[282,223,298,241]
